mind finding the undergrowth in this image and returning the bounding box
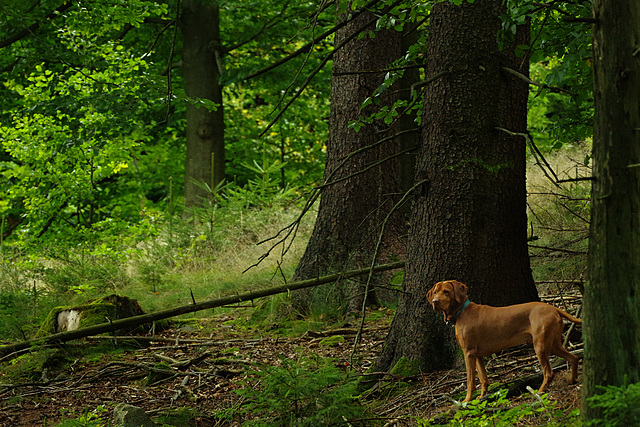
[221,354,367,426]
[419,389,581,427]
[586,381,640,426]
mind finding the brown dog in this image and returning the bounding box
[427,280,581,402]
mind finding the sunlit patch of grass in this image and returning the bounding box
[527,143,591,283]
[127,205,315,315]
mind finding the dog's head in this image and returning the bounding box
[427,280,468,315]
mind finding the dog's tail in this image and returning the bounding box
[557,308,582,324]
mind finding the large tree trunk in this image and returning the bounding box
[374,0,537,374]
[181,0,225,209]
[583,0,640,423]
[291,8,406,313]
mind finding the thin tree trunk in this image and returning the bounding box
[583,0,640,423]
[181,0,225,209]
[374,0,537,375]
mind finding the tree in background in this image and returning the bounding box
[375,0,538,374]
[181,0,225,209]
[0,0,330,245]
[291,2,411,314]
[583,0,640,422]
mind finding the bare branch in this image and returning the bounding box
[0,262,404,359]
[350,179,428,364]
[259,0,406,137]
[495,127,561,187]
[243,0,382,81]
[224,0,295,54]
[502,66,577,96]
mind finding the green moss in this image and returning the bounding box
[146,362,174,385]
[360,357,423,396]
[36,308,63,337]
[80,302,118,324]
[1,349,71,382]
[390,357,422,377]
[152,407,199,425]
[36,294,146,337]
[36,303,115,337]
[319,335,345,347]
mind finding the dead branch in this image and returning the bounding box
[259,0,406,137]
[0,261,404,359]
[351,179,428,364]
[528,244,587,255]
[502,66,577,96]
[243,0,378,80]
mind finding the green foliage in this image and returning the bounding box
[0,0,171,256]
[53,406,109,427]
[505,0,594,151]
[0,290,36,340]
[350,2,430,133]
[231,355,366,426]
[586,381,640,427]
[419,389,580,427]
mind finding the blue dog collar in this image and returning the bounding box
[446,299,471,327]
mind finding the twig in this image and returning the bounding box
[495,127,561,187]
[555,177,595,183]
[350,179,427,365]
[223,0,293,53]
[528,244,586,255]
[562,17,599,24]
[247,129,418,272]
[502,67,577,96]
[243,0,379,80]
[333,62,425,76]
[564,304,582,348]
[259,0,405,137]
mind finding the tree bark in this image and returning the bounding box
[374,0,537,375]
[181,0,225,209]
[583,0,640,423]
[291,8,406,313]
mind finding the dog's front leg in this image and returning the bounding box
[463,353,477,402]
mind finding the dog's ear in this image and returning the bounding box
[451,281,468,304]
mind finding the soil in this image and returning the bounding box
[0,304,583,427]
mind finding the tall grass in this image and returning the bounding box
[126,206,315,313]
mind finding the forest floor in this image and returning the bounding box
[0,294,583,427]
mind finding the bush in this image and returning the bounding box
[419,388,580,427]
[231,355,366,426]
[586,381,640,426]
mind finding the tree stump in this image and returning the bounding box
[38,294,146,336]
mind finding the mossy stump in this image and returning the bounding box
[38,294,146,337]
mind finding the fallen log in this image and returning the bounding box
[0,261,404,359]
